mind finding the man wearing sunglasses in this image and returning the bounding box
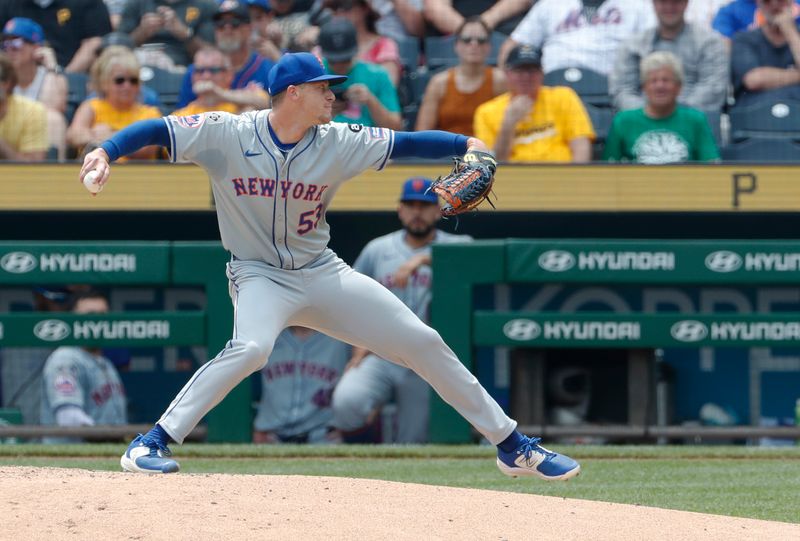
[119,0,218,68]
[172,46,244,115]
[174,1,274,111]
[0,51,48,161]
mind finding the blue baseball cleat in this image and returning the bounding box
[496,436,580,481]
[120,434,180,474]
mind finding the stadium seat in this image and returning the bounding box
[65,72,89,123]
[488,32,505,66]
[139,66,185,114]
[728,100,800,142]
[397,36,421,71]
[544,67,611,108]
[424,32,506,70]
[424,36,458,70]
[585,103,614,142]
[704,109,723,147]
[400,67,432,130]
[720,138,800,162]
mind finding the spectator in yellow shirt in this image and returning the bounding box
[172,47,248,116]
[0,52,47,161]
[473,45,594,163]
[66,46,162,160]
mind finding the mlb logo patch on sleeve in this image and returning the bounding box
[177,114,206,129]
[368,127,387,141]
[54,374,77,395]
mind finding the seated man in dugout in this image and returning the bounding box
[40,290,128,444]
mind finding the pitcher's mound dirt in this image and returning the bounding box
[1,467,797,540]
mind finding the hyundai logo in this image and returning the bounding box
[538,250,575,272]
[33,319,71,342]
[670,320,708,343]
[503,319,542,341]
[705,251,742,273]
[0,251,37,274]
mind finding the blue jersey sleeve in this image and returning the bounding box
[100,118,170,162]
[390,131,469,159]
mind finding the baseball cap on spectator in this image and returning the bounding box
[214,0,251,21]
[267,52,347,95]
[319,17,358,63]
[246,0,272,12]
[400,177,438,204]
[100,31,136,52]
[505,45,542,69]
[2,18,44,44]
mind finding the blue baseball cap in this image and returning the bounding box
[2,18,44,44]
[400,177,438,204]
[267,52,347,96]
[246,0,271,11]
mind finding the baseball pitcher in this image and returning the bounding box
[80,52,580,481]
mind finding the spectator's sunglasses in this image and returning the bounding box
[1,38,28,51]
[458,36,489,45]
[215,19,245,29]
[113,75,140,86]
[196,66,227,74]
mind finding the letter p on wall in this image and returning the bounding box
[732,172,757,208]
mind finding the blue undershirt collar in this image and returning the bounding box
[267,117,297,153]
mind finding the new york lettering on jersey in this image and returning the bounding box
[165,111,394,269]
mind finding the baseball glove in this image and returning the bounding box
[429,150,497,216]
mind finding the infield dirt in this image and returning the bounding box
[1,466,797,540]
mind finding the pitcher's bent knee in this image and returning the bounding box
[242,340,271,371]
[332,383,371,431]
[401,325,447,356]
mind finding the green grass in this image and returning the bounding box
[1,444,799,523]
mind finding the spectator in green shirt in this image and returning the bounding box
[603,50,719,164]
[319,17,402,129]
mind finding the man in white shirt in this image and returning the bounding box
[498,0,655,75]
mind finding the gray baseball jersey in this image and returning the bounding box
[253,328,349,440]
[353,230,472,322]
[40,347,127,426]
[154,111,516,447]
[166,111,393,268]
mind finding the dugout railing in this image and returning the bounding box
[0,241,239,441]
[430,239,800,443]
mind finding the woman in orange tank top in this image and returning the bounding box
[415,17,506,136]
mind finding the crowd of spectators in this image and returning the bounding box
[0,0,799,163]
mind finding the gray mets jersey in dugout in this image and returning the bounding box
[41,346,127,426]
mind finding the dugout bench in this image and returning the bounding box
[430,239,800,443]
[0,241,242,442]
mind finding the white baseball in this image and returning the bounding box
[83,170,103,194]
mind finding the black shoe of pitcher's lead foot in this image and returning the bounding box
[496,436,580,481]
[120,434,180,474]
